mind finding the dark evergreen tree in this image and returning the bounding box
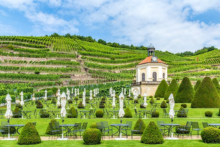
[175,77,194,103]
[164,79,178,100]
[194,80,201,91]
[154,79,168,98]
[192,77,220,108]
[141,121,163,144]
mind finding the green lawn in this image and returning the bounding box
[0,140,219,147]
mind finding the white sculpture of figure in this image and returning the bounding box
[112,90,115,108]
[143,93,148,107]
[44,90,47,100]
[20,91,24,106]
[90,90,92,100]
[82,92,86,106]
[75,89,77,97]
[57,89,61,106]
[119,92,125,118]
[124,88,126,95]
[71,88,73,94]
[60,92,67,117]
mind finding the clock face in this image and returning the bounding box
[152,56,157,62]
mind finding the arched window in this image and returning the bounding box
[142,73,145,81]
[163,73,165,79]
[153,72,157,81]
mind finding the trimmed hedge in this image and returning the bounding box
[205,111,213,117]
[90,123,97,128]
[181,104,187,108]
[177,107,187,117]
[164,79,178,100]
[141,121,163,144]
[160,101,167,108]
[151,111,159,117]
[154,80,168,98]
[201,127,220,143]
[175,77,194,103]
[194,80,201,91]
[133,119,146,134]
[124,108,132,118]
[67,107,77,118]
[83,128,102,145]
[13,107,22,118]
[191,77,220,108]
[95,110,104,118]
[17,122,41,145]
[212,78,220,93]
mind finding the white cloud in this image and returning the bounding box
[0,10,7,16]
[1,0,220,52]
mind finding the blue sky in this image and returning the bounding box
[1,0,220,53]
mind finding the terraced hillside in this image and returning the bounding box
[0,36,220,87]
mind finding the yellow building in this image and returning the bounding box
[131,44,168,96]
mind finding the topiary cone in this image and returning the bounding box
[141,121,163,144]
[18,122,41,145]
[175,77,194,103]
[191,77,220,108]
[154,79,168,98]
[164,79,178,100]
[194,80,201,91]
[133,119,146,134]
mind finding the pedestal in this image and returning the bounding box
[111,114,117,119]
[55,114,61,119]
[142,114,148,119]
[2,134,16,140]
[165,133,178,140]
[57,133,68,140]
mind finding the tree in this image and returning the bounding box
[194,80,201,91]
[175,77,194,103]
[154,79,168,98]
[212,78,220,93]
[141,121,163,144]
[191,77,220,108]
[50,33,60,37]
[164,79,178,100]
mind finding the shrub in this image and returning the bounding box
[218,108,220,116]
[83,128,102,145]
[166,99,169,103]
[149,96,153,98]
[36,100,43,109]
[138,95,141,98]
[133,119,146,134]
[177,107,187,117]
[39,110,49,118]
[95,110,104,118]
[181,104,187,108]
[17,122,41,145]
[154,79,168,98]
[134,100,138,104]
[201,127,220,143]
[194,80,201,91]
[99,104,105,108]
[45,119,61,135]
[12,107,22,118]
[160,101,167,108]
[16,103,23,109]
[67,107,77,118]
[74,96,79,100]
[151,111,159,117]
[68,99,73,104]
[78,101,84,109]
[175,77,194,103]
[141,121,163,144]
[205,111,213,117]
[191,77,220,108]
[90,123,97,128]
[156,97,160,100]
[51,98,56,104]
[150,98,154,104]
[140,104,146,108]
[129,97,133,100]
[164,79,178,100]
[124,108,132,118]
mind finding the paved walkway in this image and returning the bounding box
[0,135,201,140]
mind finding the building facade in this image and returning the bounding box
[131,44,168,96]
